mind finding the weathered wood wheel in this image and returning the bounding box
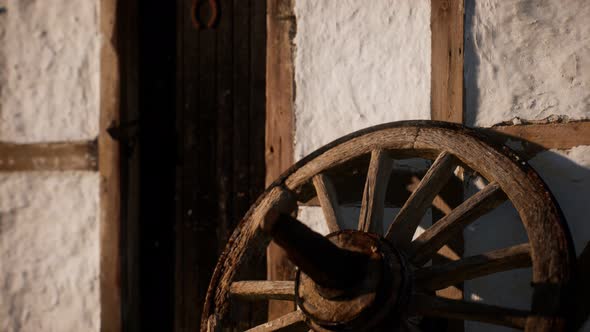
[201,121,575,331]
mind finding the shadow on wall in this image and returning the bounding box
[464,1,590,331]
[463,147,590,332]
[463,0,480,129]
[530,148,590,331]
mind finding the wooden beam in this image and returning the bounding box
[266,0,297,321]
[431,2,465,330]
[488,121,590,151]
[431,0,465,124]
[99,0,122,330]
[266,0,295,186]
[0,141,97,172]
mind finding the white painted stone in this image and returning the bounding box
[0,172,100,332]
[465,0,590,127]
[0,0,100,142]
[293,0,431,160]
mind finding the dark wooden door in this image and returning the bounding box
[128,0,267,330]
[174,0,267,330]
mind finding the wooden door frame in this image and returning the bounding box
[100,0,272,330]
[265,0,297,320]
[100,0,123,331]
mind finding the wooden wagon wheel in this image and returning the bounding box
[201,121,575,331]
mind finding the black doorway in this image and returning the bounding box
[120,0,267,330]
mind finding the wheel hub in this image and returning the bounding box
[295,231,410,331]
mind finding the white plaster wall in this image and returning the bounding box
[293,0,432,290]
[0,173,100,332]
[464,0,590,127]
[293,0,431,160]
[0,1,101,331]
[0,0,100,142]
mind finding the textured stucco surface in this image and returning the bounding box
[0,0,101,330]
[0,0,100,142]
[0,173,100,332]
[293,0,431,160]
[465,0,590,127]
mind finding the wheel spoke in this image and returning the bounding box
[245,310,308,331]
[415,243,532,291]
[358,149,393,233]
[409,182,507,265]
[409,293,528,329]
[312,173,341,233]
[385,151,456,246]
[230,281,295,300]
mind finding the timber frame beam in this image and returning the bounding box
[99,0,122,331]
[430,3,466,331]
[0,141,97,171]
[488,121,590,155]
[2,120,583,174]
[266,0,297,320]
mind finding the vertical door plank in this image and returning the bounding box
[248,0,270,323]
[178,0,219,330]
[250,0,268,208]
[175,0,268,329]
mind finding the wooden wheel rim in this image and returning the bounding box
[201,121,575,331]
